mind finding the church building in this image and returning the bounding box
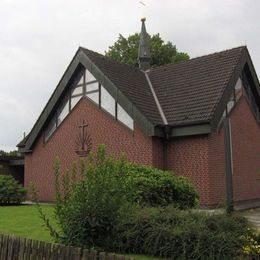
[18,19,260,208]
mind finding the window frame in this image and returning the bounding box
[44,68,135,142]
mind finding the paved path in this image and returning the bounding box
[239,208,260,231]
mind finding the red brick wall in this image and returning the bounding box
[207,96,260,206]
[208,130,226,206]
[25,95,260,205]
[230,97,260,202]
[168,96,260,206]
[152,137,164,169]
[25,97,155,201]
[168,135,211,205]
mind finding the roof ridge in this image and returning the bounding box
[79,47,142,73]
[144,71,168,125]
[150,45,246,71]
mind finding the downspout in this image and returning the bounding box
[162,125,171,171]
[223,117,234,213]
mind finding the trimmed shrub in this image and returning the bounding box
[114,206,253,259]
[128,164,199,208]
[0,175,26,204]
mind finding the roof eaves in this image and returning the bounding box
[20,48,159,151]
[210,46,249,130]
[23,48,85,150]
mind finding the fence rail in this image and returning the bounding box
[0,234,134,260]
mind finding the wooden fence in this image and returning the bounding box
[0,234,134,260]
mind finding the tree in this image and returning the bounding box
[106,33,189,67]
[0,150,19,157]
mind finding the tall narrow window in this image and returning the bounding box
[101,86,115,116]
[227,91,235,113]
[45,117,57,141]
[235,77,242,101]
[57,99,69,125]
[117,104,134,130]
[86,82,99,104]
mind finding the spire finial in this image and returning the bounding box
[138,16,151,70]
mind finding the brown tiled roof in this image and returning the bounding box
[83,46,246,126]
[149,46,245,126]
[81,48,163,125]
[18,46,251,150]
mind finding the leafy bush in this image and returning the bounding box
[0,175,26,204]
[114,206,253,259]
[32,146,253,259]
[47,145,133,248]
[128,164,199,209]
[33,145,198,247]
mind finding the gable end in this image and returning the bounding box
[211,47,260,130]
[22,49,156,152]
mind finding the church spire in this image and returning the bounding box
[138,17,151,71]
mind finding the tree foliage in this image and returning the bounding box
[106,33,189,67]
[0,150,19,157]
[0,175,26,204]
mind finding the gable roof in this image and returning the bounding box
[81,48,163,125]
[18,45,260,151]
[149,46,245,126]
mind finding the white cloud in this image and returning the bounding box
[0,0,259,151]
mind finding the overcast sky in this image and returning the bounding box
[0,0,259,151]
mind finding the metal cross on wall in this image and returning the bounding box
[75,120,92,157]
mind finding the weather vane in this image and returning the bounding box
[139,1,147,19]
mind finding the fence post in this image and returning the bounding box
[18,237,26,260]
[99,252,106,260]
[82,248,89,260]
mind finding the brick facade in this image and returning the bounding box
[25,97,155,201]
[231,97,260,202]
[168,135,211,205]
[25,96,260,206]
[167,96,260,206]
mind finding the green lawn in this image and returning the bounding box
[0,205,160,260]
[0,205,57,242]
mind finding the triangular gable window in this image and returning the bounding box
[221,76,260,122]
[101,86,115,116]
[44,68,134,141]
[221,77,243,119]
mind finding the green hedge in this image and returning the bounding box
[41,146,199,248]
[0,175,26,204]
[114,206,252,259]
[128,164,199,209]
